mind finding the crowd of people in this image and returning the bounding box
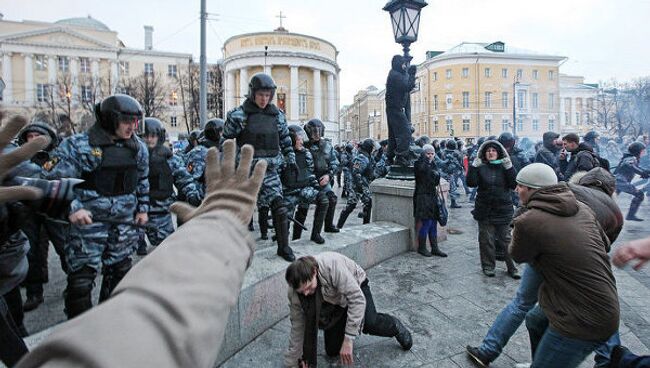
[1,70,650,367]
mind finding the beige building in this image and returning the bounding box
[222,27,341,143]
[559,74,599,135]
[339,86,384,142]
[0,15,192,136]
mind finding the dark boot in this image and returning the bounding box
[292,207,309,241]
[99,258,131,303]
[248,217,255,231]
[337,204,356,229]
[324,193,340,233]
[626,197,644,221]
[273,208,295,262]
[310,199,328,244]
[417,236,432,257]
[429,233,447,257]
[394,318,413,350]
[466,346,491,367]
[362,200,372,224]
[64,267,96,319]
[450,199,462,208]
[259,207,269,240]
[23,285,44,312]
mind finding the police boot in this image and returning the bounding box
[64,267,96,319]
[429,233,447,258]
[362,201,372,224]
[626,196,644,221]
[450,199,462,209]
[248,217,255,232]
[417,236,432,257]
[99,258,132,303]
[259,207,270,240]
[324,193,340,233]
[273,208,295,262]
[337,204,356,229]
[311,199,328,244]
[292,207,309,241]
[137,240,148,256]
[23,285,44,312]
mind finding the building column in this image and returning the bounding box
[239,67,248,105]
[312,68,321,120]
[70,57,79,101]
[23,54,34,104]
[91,58,100,85]
[571,97,577,125]
[110,60,118,94]
[2,52,13,103]
[290,65,299,121]
[226,70,236,112]
[560,96,566,126]
[327,72,335,122]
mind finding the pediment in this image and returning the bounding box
[0,27,115,50]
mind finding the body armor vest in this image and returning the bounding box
[148,146,174,200]
[239,113,279,158]
[282,150,310,190]
[79,143,138,196]
[310,141,330,178]
[360,154,374,181]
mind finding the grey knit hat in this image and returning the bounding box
[422,144,435,153]
[516,163,558,189]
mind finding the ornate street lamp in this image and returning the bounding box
[383,0,428,63]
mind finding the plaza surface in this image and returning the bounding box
[13,188,650,368]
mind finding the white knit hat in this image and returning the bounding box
[516,163,558,189]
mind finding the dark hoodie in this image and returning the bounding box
[561,142,600,179]
[510,183,619,342]
[535,132,563,180]
[385,55,413,109]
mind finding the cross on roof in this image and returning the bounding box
[276,11,286,28]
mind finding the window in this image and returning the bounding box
[516,69,523,80]
[36,84,49,102]
[35,55,47,71]
[433,120,439,133]
[144,63,154,76]
[119,61,129,76]
[80,57,90,73]
[484,92,492,108]
[548,118,555,131]
[576,112,580,125]
[502,92,509,108]
[168,65,177,78]
[58,56,69,72]
[433,95,438,111]
[462,119,470,132]
[299,94,307,114]
[517,90,526,109]
[446,69,452,79]
[548,70,555,80]
[532,93,539,109]
[484,67,491,78]
[532,119,539,131]
[502,68,508,78]
[170,90,178,106]
[484,119,492,132]
[517,118,523,132]
[445,94,453,109]
[462,92,470,108]
[502,119,509,132]
[170,116,178,127]
[446,117,453,132]
[533,70,539,80]
[81,85,92,102]
[462,68,469,78]
[548,93,555,109]
[432,72,437,81]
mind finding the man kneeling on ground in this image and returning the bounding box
[284,252,412,367]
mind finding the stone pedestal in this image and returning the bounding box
[370,178,449,250]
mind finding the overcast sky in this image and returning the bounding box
[3,0,650,105]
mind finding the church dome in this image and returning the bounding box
[55,16,111,31]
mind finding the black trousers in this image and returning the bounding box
[23,215,69,294]
[0,296,28,367]
[323,280,399,356]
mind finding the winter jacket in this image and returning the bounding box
[561,142,600,180]
[467,141,517,224]
[615,154,650,183]
[385,55,414,110]
[413,154,441,220]
[285,252,367,367]
[535,132,563,180]
[508,146,529,173]
[510,183,619,342]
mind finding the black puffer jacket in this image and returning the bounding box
[413,154,441,220]
[561,142,600,180]
[467,140,517,224]
[535,131,563,180]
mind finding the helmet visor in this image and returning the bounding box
[118,113,144,135]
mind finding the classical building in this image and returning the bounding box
[222,27,341,143]
[339,86,384,142]
[559,74,599,135]
[0,15,192,137]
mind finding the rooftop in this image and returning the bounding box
[55,15,111,32]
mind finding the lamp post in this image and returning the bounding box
[383,0,428,65]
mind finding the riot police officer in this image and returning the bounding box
[137,118,201,255]
[304,118,340,234]
[281,125,328,244]
[340,143,354,198]
[185,118,225,201]
[44,94,150,319]
[199,118,223,149]
[223,73,296,261]
[616,142,650,221]
[337,138,375,228]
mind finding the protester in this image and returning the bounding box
[413,144,446,257]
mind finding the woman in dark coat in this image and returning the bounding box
[466,140,519,278]
[413,145,447,257]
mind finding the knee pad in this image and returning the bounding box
[66,266,97,297]
[106,257,132,279]
[270,198,285,213]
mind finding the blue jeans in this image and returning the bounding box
[526,305,611,368]
[479,265,542,361]
[619,351,650,367]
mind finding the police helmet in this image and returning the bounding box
[189,129,202,142]
[18,121,58,151]
[415,135,431,147]
[498,132,516,149]
[304,118,325,142]
[288,125,308,147]
[345,143,354,153]
[178,132,189,141]
[628,142,646,157]
[360,138,375,154]
[204,118,224,142]
[248,73,277,101]
[584,131,600,143]
[144,118,166,144]
[94,94,143,134]
[446,140,457,150]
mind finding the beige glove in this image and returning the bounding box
[171,139,267,225]
[0,112,50,203]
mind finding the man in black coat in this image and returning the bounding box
[534,131,564,181]
[385,55,416,166]
[560,133,600,180]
